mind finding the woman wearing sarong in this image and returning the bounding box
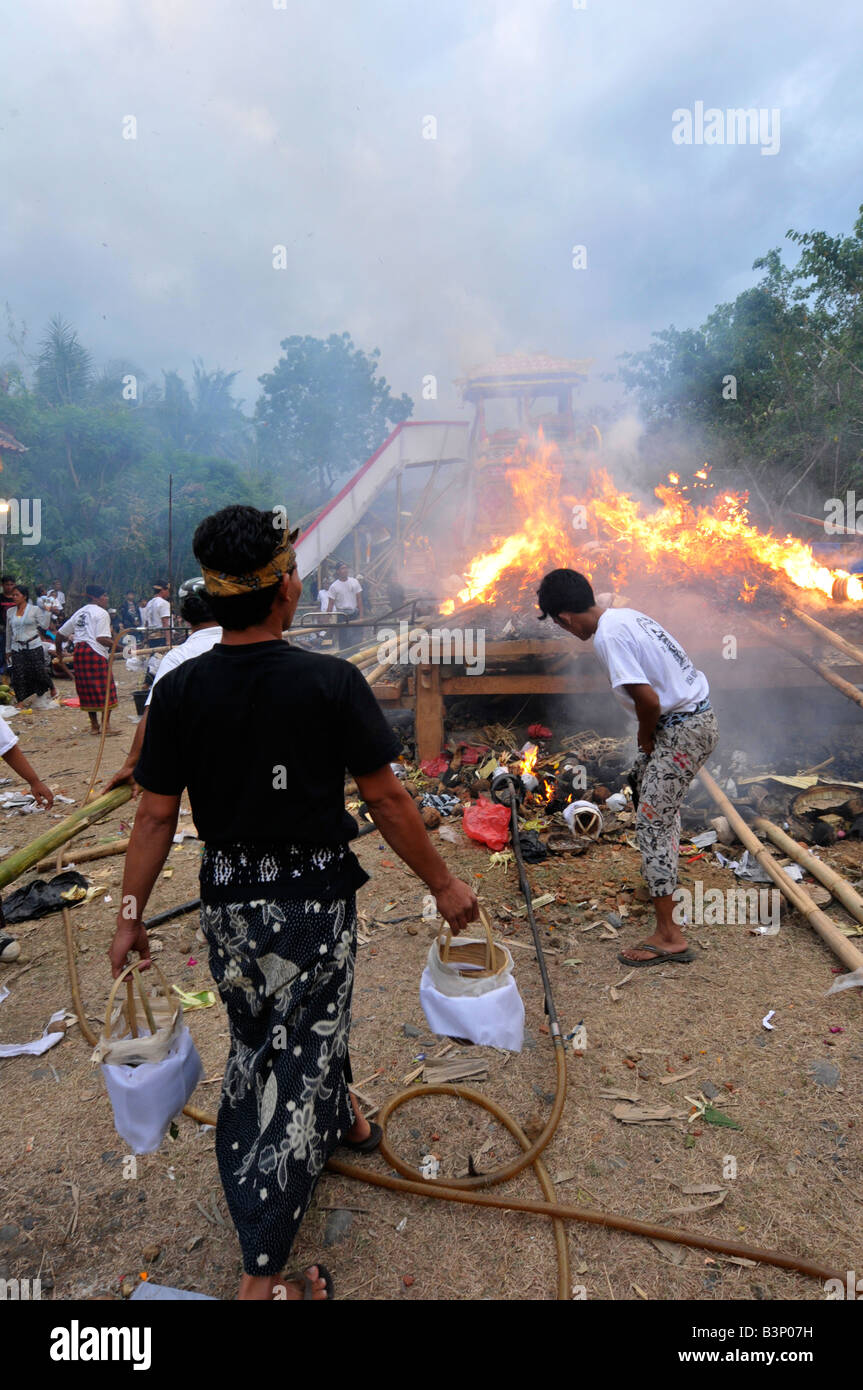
[110,505,478,1301]
[6,585,52,706]
[58,584,117,734]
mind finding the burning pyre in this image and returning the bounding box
[439,436,863,617]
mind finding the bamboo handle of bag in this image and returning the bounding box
[125,979,139,1038]
[132,965,158,1035]
[439,904,495,967]
[104,956,174,1038]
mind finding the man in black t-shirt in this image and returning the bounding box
[109,505,477,1303]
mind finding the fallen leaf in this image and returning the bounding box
[631,1283,650,1299]
[703,1107,742,1130]
[650,1238,687,1266]
[680,1182,725,1196]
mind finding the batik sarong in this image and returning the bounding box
[199,842,365,1277]
[630,706,719,898]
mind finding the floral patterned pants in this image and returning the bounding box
[200,893,357,1277]
[631,708,719,899]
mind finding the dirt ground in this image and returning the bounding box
[0,666,860,1303]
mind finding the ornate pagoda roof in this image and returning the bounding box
[458,353,591,400]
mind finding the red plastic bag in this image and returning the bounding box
[421,755,449,777]
[527,723,552,740]
[463,796,511,852]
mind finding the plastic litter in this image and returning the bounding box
[1,870,88,924]
[825,968,863,995]
[463,796,511,852]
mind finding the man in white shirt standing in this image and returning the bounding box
[538,568,719,969]
[57,585,118,735]
[143,582,171,643]
[142,581,172,683]
[327,562,363,650]
[105,586,222,791]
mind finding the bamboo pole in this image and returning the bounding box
[698,768,863,972]
[753,817,863,928]
[787,605,863,666]
[749,618,863,711]
[0,786,132,891]
[36,837,130,873]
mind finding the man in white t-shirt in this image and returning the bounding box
[327,562,363,650]
[538,568,719,969]
[143,583,171,640]
[105,587,221,792]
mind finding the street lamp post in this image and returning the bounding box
[0,501,9,575]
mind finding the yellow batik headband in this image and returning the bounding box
[201,529,298,597]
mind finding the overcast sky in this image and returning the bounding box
[3,0,862,422]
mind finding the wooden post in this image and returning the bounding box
[749,618,863,711]
[698,768,863,973]
[787,606,863,666]
[415,662,444,762]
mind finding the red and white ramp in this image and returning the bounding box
[294,420,469,579]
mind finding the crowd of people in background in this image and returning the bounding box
[0,576,179,727]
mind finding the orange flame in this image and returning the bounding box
[439,448,863,612]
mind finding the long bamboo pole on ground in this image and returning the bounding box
[753,817,863,928]
[698,768,863,972]
[749,618,863,711]
[787,605,863,666]
[35,837,131,873]
[0,786,132,891]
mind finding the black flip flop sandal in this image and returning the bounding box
[341,1121,382,1154]
[283,1264,335,1300]
[616,942,696,968]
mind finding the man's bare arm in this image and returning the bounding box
[355,765,477,932]
[625,682,661,754]
[109,790,180,975]
[104,709,148,792]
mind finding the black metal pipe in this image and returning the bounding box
[143,898,200,929]
[500,777,562,1037]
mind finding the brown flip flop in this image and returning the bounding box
[617,942,696,968]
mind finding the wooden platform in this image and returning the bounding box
[371,631,863,761]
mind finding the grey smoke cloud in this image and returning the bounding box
[2,0,861,416]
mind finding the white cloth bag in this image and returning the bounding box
[100,1023,204,1154]
[96,960,204,1154]
[420,929,525,1052]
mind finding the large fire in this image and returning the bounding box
[440,440,863,613]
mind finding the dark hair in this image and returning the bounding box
[537,569,596,620]
[179,589,215,627]
[193,505,289,630]
[12,583,28,600]
[2,575,15,584]
[86,584,107,599]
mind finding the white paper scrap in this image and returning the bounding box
[0,1009,67,1057]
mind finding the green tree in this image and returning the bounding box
[619,206,863,519]
[255,332,413,513]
